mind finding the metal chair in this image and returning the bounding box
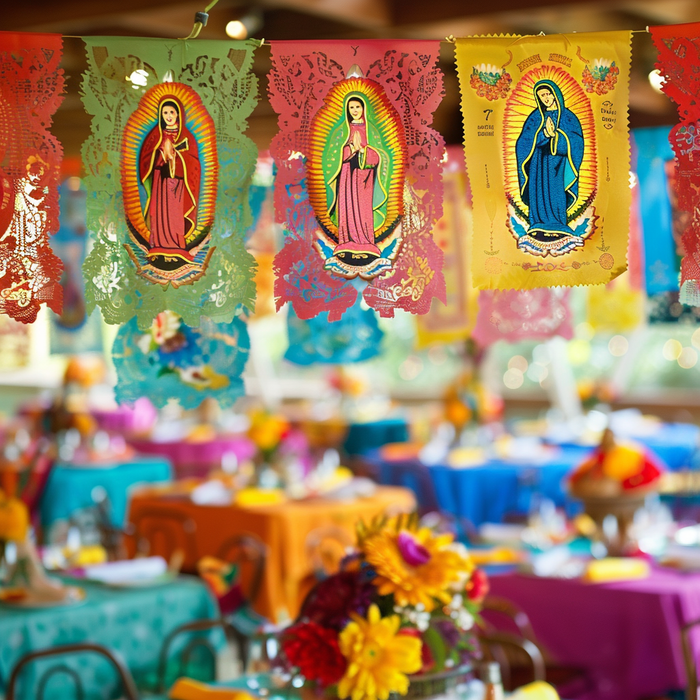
[481,595,592,695]
[681,616,700,700]
[130,507,199,567]
[157,618,245,694]
[7,642,139,700]
[478,630,546,690]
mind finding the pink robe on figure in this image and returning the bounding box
[140,120,200,262]
[333,121,381,259]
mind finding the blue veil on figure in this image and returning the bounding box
[515,79,584,241]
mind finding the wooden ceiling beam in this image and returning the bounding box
[391,0,609,27]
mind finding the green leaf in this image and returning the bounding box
[424,625,447,672]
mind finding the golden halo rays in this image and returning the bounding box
[307,77,406,240]
[503,64,597,220]
[121,82,217,244]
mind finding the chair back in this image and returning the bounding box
[157,618,245,693]
[7,642,139,700]
[481,595,539,645]
[478,630,546,691]
[305,525,354,579]
[130,506,199,567]
[215,534,267,606]
[681,616,700,700]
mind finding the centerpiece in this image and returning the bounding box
[568,428,664,555]
[280,513,487,700]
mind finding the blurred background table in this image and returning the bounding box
[128,437,256,480]
[488,568,700,700]
[39,455,172,536]
[371,422,700,526]
[0,576,217,700]
[342,417,409,456]
[126,485,415,623]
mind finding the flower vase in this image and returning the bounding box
[399,665,473,700]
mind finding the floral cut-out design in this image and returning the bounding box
[0,33,65,323]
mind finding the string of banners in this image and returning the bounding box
[0,25,695,404]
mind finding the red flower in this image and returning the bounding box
[299,571,373,630]
[282,622,347,686]
[466,568,489,604]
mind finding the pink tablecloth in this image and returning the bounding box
[489,569,700,699]
[129,437,256,479]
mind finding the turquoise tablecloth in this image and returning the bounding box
[39,456,172,531]
[0,576,218,699]
[343,417,409,456]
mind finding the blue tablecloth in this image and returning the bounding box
[343,417,409,456]
[0,576,218,700]
[39,456,172,530]
[372,448,586,526]
[372,423,700,527]
[548,422,700,472]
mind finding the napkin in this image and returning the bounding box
[77,556,168,584]
[169,678,256,700]
[583,557,650,583]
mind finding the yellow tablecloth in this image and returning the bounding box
[126,486,415,622]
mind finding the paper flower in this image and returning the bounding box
[338,605,422,700]
[283,621,347,686]
[364,527,473,610]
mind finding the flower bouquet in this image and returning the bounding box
[280,513,487,700]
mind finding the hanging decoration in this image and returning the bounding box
[50,178,103,354]
[472,288,573,347]
[456,31,632,290]
[112,311,249,409]
[0,32,64,323]
[285,295,384,365]
[649,24,700,306]
[416,146,477,348]
[81,37,260,329]
[269,40,446,320]
[586,165,644,334]
[633,126,678,295]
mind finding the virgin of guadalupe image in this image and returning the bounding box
[307,74,406,281]
[139,96,200,263]
[514,79,585,255]
[327,95,388,267]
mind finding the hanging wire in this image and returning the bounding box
[180,0,221,40]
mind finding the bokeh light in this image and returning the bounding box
[503,368,524,389]
[663,339,683,361]
[608,335,629,357]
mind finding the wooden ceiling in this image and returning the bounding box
[5,0,695,158]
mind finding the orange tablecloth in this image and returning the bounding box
[126,486,415,622]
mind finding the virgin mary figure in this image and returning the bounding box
[139,96,200,262]
[515,79,584,242]
[327,95,388,266]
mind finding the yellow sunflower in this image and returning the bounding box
[364,527,473,611]
[338,604,422,700]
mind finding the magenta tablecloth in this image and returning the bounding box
[489,569,700,699]
[129,437,256,479]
